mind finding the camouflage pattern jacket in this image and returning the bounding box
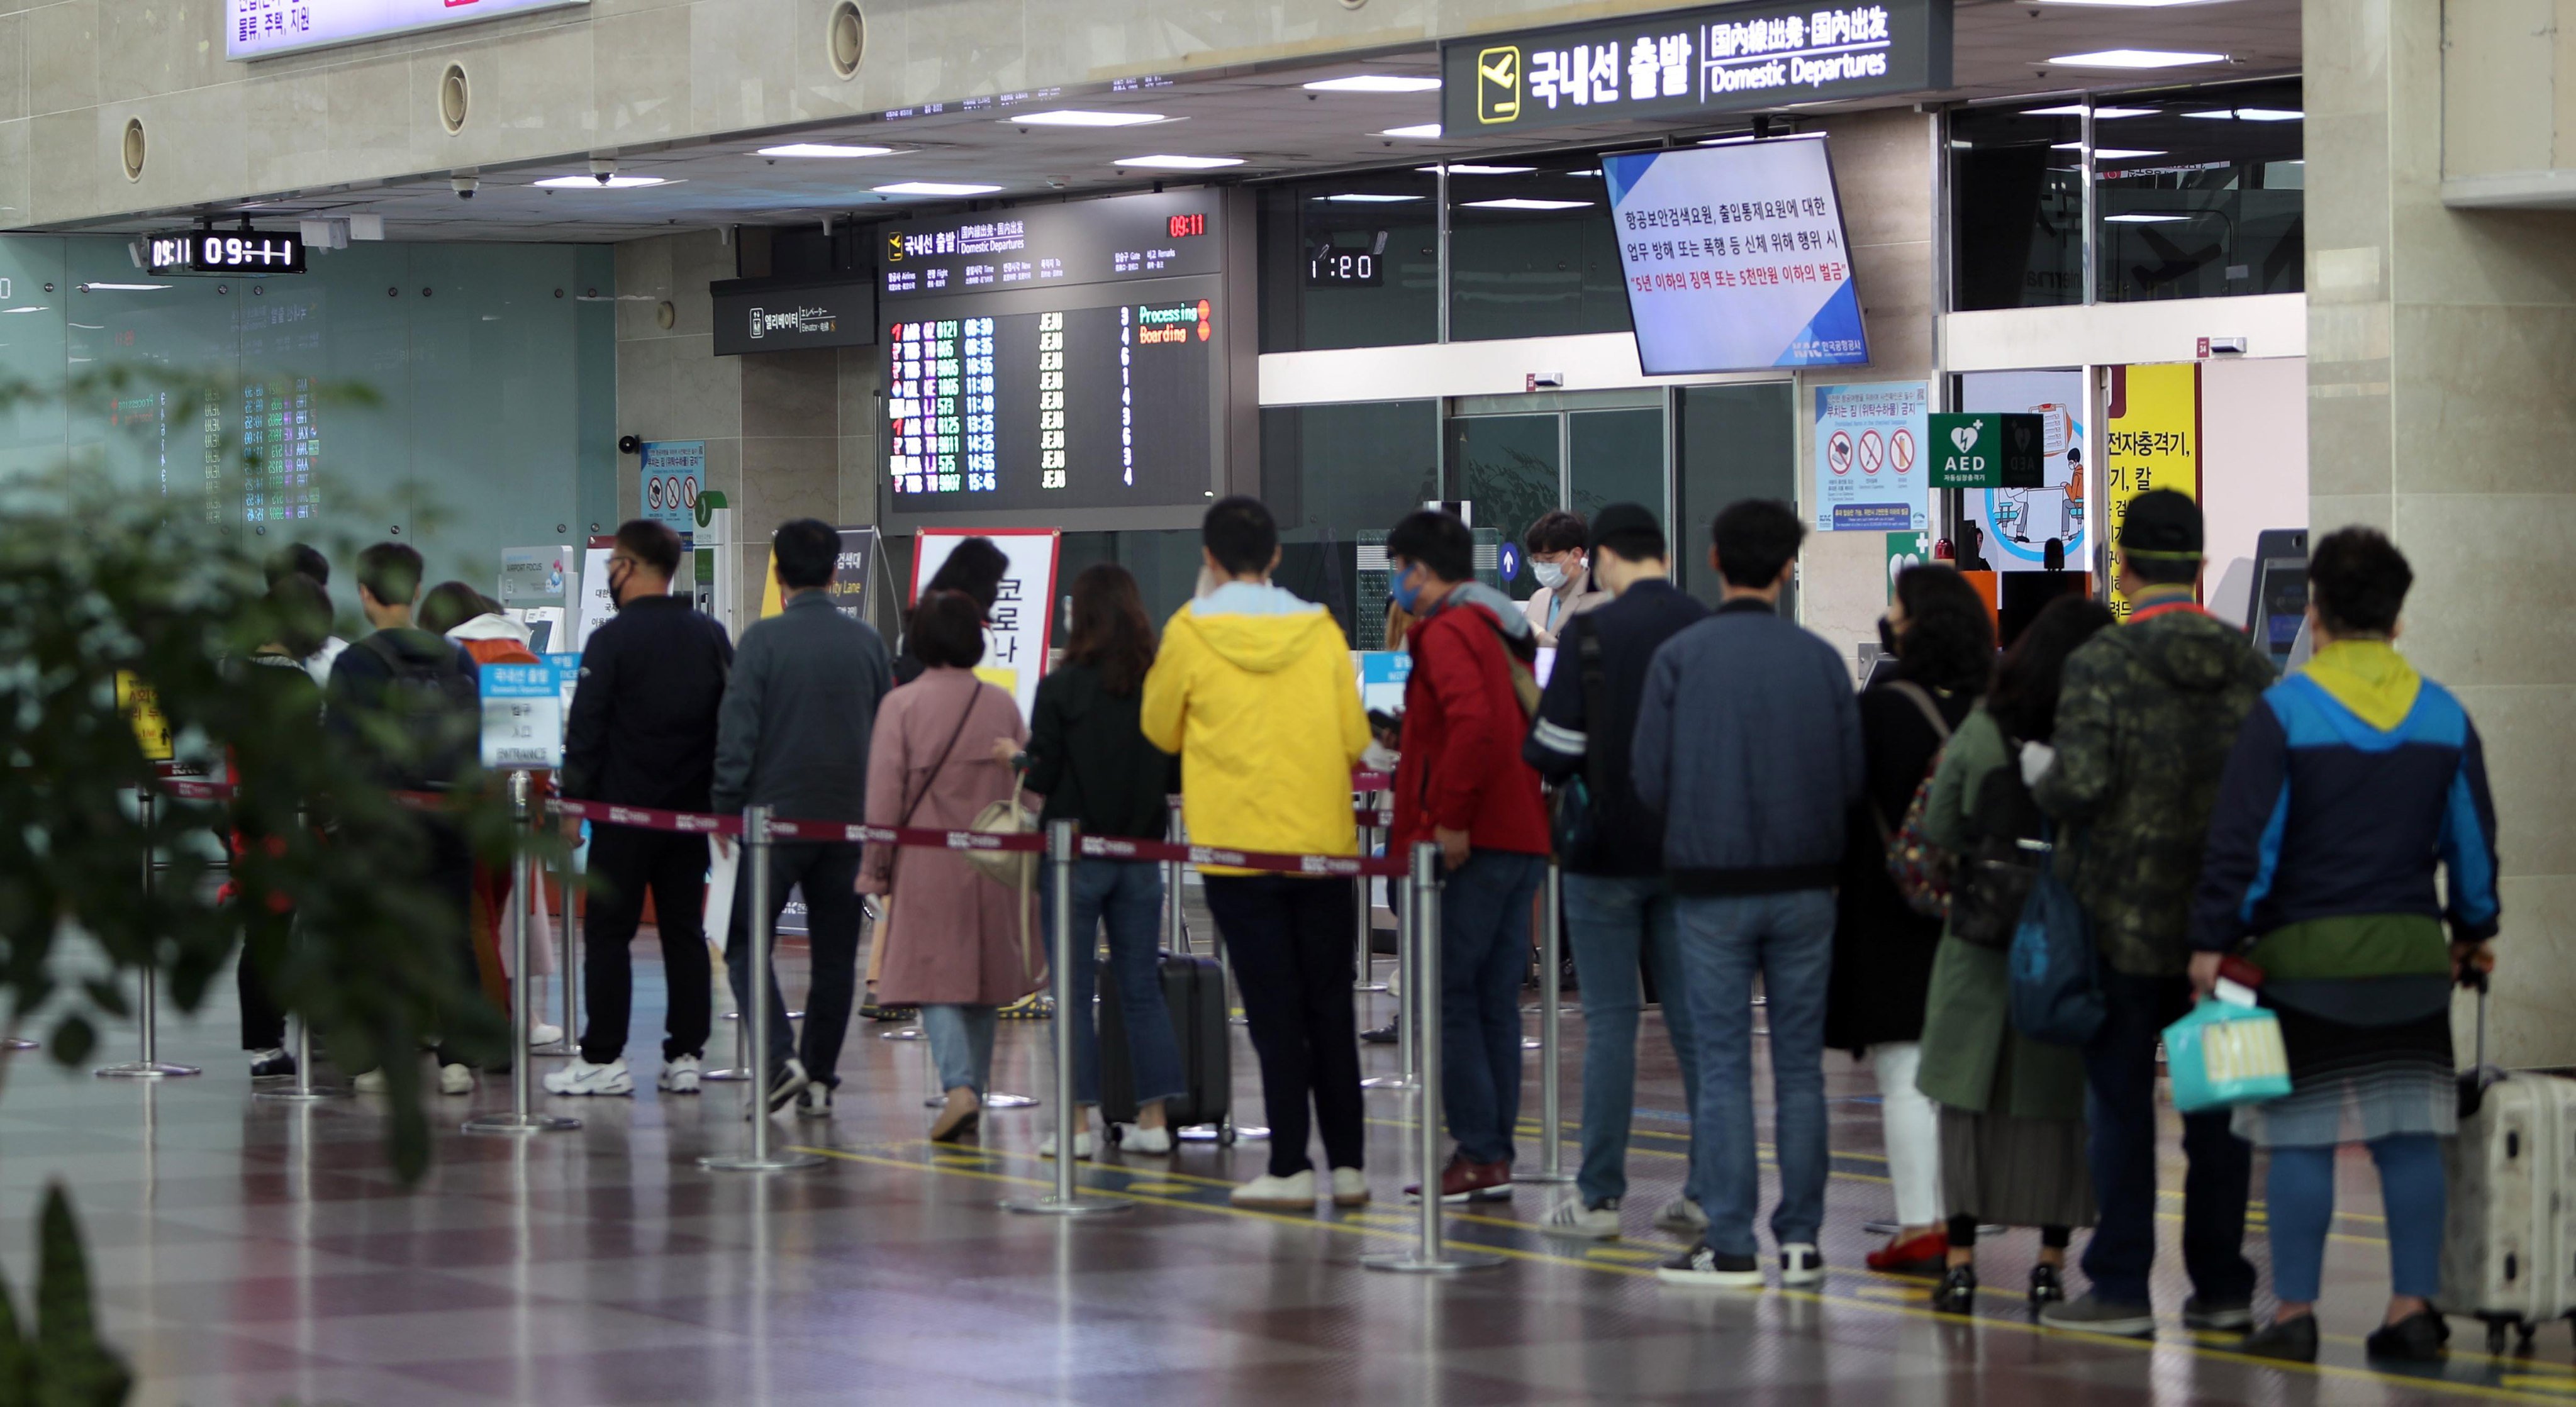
[2032,603,2275,976]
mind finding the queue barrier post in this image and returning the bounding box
[256,806,347,1104]
[466,772,580,1136]
[1521,858,1573,1184]
[96,787,201,1080]
[1352,806,1386,994]
[1363,843,1499,1274]
[535,828,579,1059]
[1002,820,1132,1218]
[702,804,820,1172]
[1362,859,1417,1094]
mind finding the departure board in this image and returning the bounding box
[879,191,1247,528]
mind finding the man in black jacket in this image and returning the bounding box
[546,520,734,1099]
[1523,503,1710,1243]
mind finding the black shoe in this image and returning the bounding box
[2028,1262,2066,1306]
[1655,1242,1765,1288]
[1932,1265,1978,1315]
[2365,1310,2448,1362]
[2183,1295,2255,1331]
[2239,1315,2321,1363]
[248,1048,297,1080]
[1361,1021,1398,1046]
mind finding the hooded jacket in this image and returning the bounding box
[1140,582,1369,870]
[445,611,538,669]
[1390,589,1549,860]
[2033,593,2275,975]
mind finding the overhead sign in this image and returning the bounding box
[480,661,566,770]
[1927,413,2044,490]
[145,230,305,275]
[226,0,588,60]
[879,190,1225,301]
[639,440,704,534]
[1811,382,1927,533]
[1443,0,1952,136]
[1603,137,1866,373]
[912,528,1059,720]
[760,525,885,627]
[711,277,879,357]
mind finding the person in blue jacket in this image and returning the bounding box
[2190,526,2500,1364]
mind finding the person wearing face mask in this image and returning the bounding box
[545,519,736,1101]
[1520,511,1609,648]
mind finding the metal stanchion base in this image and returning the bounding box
[254,1085,348,1103]
[984,1092,1039,1110]
[879,1026,925,1042]
[526,1040,577,1060]
[1177,1121,1268,1142]
[1000,1195,1134,1216]
[1354,981,1390,993]
[700,1150,824,1172]
[1361,1248,1504,1274]
[94,1062,201,1079]
[725,1009,804,1021]
[1520,1037,1542,1050]
[1519,1169,1576,1184]
[462,1111,582,1135]
[1361,1074,1417,1091]
[705,1067,753,1082]
[1,1037,38,1052]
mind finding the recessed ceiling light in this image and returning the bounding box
[1012,109,1166,127]
[2022,104,2158,118]
[534,175,672,188]
[77,282,170,291]
[1322,193,1422,203]
[2103,213,2194,223]
[1418,164,1536,175]
[2184,106,2302,121]
[757,143,894,158]
[1304,75,1442,93]
[1567,169,1602,177]
[1380,123,1444,138]
[2053,143,2169,158]
[1464,197,1593,211]
[1115,155,1244,169]
[1,305,49,313]
[2048,49,2230,68]
[1697,134,1761,146]
[874,181,1003,197]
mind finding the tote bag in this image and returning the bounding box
[2163,997,2293,1113]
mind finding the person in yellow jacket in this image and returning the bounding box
[1142,496,1372,1213]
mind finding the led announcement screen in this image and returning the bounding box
[1603,135,1868,374]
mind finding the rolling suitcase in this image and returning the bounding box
[2441,975,2576,1350]
[1100,951,1233,1144]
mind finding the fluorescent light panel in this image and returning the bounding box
[2053,143,2168,158]
[1321,193,1422,203]
[759,143,893,158]
[2186,107,2303,121]
[2022,104,2158,117]
[534,175,672,188]
[2048,49,2230,67]
[2103,213,2194,223]
[1419,164,1536,175]
[79,283,169,291]
[874,181,1002,196]
[1011,109,1164,127]
[1304,75,1442,92]
[1464,197,1592,211]
[1380,123,1444,138]
[1115,155,1243,169]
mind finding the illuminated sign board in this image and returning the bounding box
[226,0,588,61]
[879,190,1224,300]
[146,231,306,275]
[710,277,878,357]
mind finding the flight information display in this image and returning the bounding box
[879,191,1244,526]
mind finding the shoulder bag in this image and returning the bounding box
[1549,625,1607,867]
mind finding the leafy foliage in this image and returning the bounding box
[0,1185,131,1407]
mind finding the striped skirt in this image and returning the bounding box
[2230,1003,2456,1148]
[1939,1104,2097,1230]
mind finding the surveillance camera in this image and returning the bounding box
[452,175,478,199]
[590,156,617,184]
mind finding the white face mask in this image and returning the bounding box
[1532,560,1570,591]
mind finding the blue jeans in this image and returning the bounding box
[2080,968,2255,1307]
[2267,1135,2444,1304]
[922,1003,997,1095]
[724,840,864,1087]
[1044,859,1183,1109]
[1563,873,1703,1208]
[1674,889,1836,1257]
[1440,850,1546,1166]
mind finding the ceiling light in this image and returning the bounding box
[2048,49,2230,68]
[1697,134,1761,146]
[535,175,671,188]
[1567,169,1602,177]
[1419,164,1536,175]
[1114,155,1244,169]
[1464,197,1593,211]
[1304,75,1442,93]
[1,306,48,314]
[874,181,1003,197]
[2103,213,2194,223]
[77,282,170,291]
[1380,123,1444,138]
[1321,193,1422,203]
[2185,107,2303,121]
[2022,104,2157,118]
[2053,143,2168,158]
[1011,109,1165,127]
[757,143,893,158]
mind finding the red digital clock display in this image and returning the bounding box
[1167,213,1207,239]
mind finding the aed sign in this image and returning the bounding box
[147,230,306,275]
[1927,412,2043,490]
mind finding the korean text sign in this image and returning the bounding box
[910,528,1060,720]
[226,0,588,61]
[1604,138,1868,374]
[1810,382,1927,532]
[639,441,705,535]
[2104,363,2200,618]
[480,662,566,770]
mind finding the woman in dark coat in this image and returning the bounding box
[1826,565,1992,1276]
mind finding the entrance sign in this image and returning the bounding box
[1444,0,1952,136]
[912,528,1060,720]
[480,662,566,770]
[1810,382,1927,532]
[226,0,589,61]
[640,441,705,535]
[1927,413,2044,490]
[1603,137,1867,374]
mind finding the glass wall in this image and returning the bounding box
[1675,382,1796,608]
[1259,399,1441,636]
[1257,171,1441,353]
[1444,157,1631,342]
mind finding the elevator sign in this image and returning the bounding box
[1444,0,1951,135]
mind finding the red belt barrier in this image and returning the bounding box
[551,797,742,837]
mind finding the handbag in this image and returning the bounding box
[1871,681,1954,920]
[1950,760,2048,949]
[2007,827,2105,1045]
[2163,996,2292,1113]
[1548,626,1607,866]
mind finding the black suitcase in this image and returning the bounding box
[1099,952,1231,1140]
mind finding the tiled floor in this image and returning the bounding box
[0,905,2558,1406]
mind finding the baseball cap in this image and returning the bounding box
[2118,488,2203,560]
[1587,502,1665,557]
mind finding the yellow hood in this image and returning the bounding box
[2300,638,2421,731]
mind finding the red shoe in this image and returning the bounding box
[1405,1154,1514,1204]
[1865,1229,1949,1277]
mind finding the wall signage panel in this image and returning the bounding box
[227,0,588,60]
[711,277,878,356]
[1442,0,1951,136]
[147,231,305,275]
[879,191,1224,300]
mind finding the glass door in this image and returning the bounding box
[1446,393,1668,604]
[1447,413,1561,601]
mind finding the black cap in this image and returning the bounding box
[1587,502,1664,556]
[2118,488,2202,559]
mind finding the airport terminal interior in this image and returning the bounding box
[4,0,2575,1401]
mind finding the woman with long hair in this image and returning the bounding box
[1827,565,1996,1277]
[1007,564,1186,1158]
[1917,592,2116,1312]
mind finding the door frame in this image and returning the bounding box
[1444,386,1671,534]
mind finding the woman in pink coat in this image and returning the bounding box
[861,590,1035,1141]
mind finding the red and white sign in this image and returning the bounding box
[1890,428,1916,475]
[1857,428,1885,476]
[911,528,1061,721]
[1827,430,1854,475]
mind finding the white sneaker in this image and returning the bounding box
[1542,1194,1622,1240]
[1654,1198,1710,1237]
[351,1067,389,1094]
[1330,1167,1370,1208]
[528,1021,565,1048]
[437,1062,474,1096]
[1230,1169,1318,1211]
[1778,1243,1826,1287]
[543,1057,633,1096]
[1039,1130,1096,1160]
[796,1084,834,1120]
[1117,1123,1174,1155]
[659,1055,702,1094]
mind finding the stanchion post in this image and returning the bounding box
[1003,820,1131,1217]
[1364,843,1499,1273]
[97,787,200,1079]
[701,805,819,1171]
[1353,811,1386,994]
[536,826,580,1058]
[1522,858,1572,1184]
[467,773,578,1135]
[257,806,345,1103]
[1363,863,1417,1093]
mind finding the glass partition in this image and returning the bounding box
[1444,156,1632,343]
[1259,398,1442,636]
[1675,381,1796,609]
[1257,172,1441,352]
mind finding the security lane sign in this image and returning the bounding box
[1927,413,2044,491]
[480,662,566,770]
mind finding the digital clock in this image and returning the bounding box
[1167,213,1207,239]
[1305,233,1387,288]
[146,231,306,276]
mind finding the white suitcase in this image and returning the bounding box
[2441,982,2576,1351]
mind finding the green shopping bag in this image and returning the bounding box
[2163,996,2292,1113]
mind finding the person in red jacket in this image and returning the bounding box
[1384,509,1551,1204]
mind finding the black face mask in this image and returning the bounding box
[1877,615,1900,658]
[607,559,635,610]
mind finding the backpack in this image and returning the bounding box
[1950,751,2049,948]
[357,631,480,791]
[2007,829,2106,1045]
[1871,681,1954,919]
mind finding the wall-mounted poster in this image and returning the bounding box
[1959,370,2087,574]
[1810,381,1927,532]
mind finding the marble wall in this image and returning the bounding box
[2309,0,2576,1066]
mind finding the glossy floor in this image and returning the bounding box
[0,925,2550,1406]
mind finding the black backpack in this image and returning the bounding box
[357,631,479,791]
[1948,745,2050,948]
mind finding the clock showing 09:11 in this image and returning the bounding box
[146,231,307,276]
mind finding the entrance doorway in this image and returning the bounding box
[1445,390,1666,606]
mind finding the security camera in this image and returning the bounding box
[452,175,478,199]
[590,157,617,184]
